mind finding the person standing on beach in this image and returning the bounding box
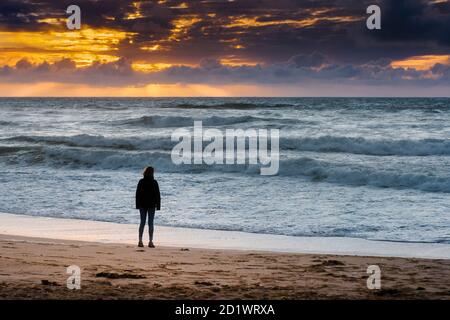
[135,166,161,248]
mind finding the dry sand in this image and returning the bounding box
[0,234,449,300]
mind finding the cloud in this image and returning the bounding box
[287,52,330,68]
[1,0,450,95]
[1,0,448,66]
[370,0,450,46]
[1,52,449,88]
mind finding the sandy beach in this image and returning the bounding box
[1,213,449,300]
[0,233,449,300]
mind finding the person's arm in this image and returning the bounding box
[155,180,161,211]
[135,180,143,209]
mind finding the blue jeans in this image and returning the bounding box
[139,207,156,242]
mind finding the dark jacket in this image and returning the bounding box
[136,177,161,210]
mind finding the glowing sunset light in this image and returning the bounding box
[0,28,134,67]
[131,62,173,72]
[140,44,163,52]
[168,16,202,41]
[0,0,449,96]
[391,55,450,71]
[224,14,361,29]
[219,57,260,67]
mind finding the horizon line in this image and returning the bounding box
[1,96,450,99]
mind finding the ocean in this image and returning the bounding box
[0,97,449,244]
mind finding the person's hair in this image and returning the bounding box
[143,166,154,179]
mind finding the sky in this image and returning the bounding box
[0,0,450,96]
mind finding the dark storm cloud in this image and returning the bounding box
[1,53,448,87]
[371,0,450,46]
[0,0,40,29]
[1,0,450,85]
[0,0,430,63]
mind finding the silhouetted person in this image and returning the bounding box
[136,166,160,248]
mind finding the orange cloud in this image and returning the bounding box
[391,55,450,71]
[168,16,202,42]
[224,13,361,29]
[131,62,173,72]
[0,28,134,67]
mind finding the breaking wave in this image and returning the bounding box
[284,136,450,156]
[2,145,449,193]
[5,134,450,156]
[165,102,293,109]
[116,115,268,128]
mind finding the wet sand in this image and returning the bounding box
[1,212,449,259]
[0,234,449,300]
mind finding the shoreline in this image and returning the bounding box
[1,212,449,259]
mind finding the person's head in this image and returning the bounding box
[143,166,154,179]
